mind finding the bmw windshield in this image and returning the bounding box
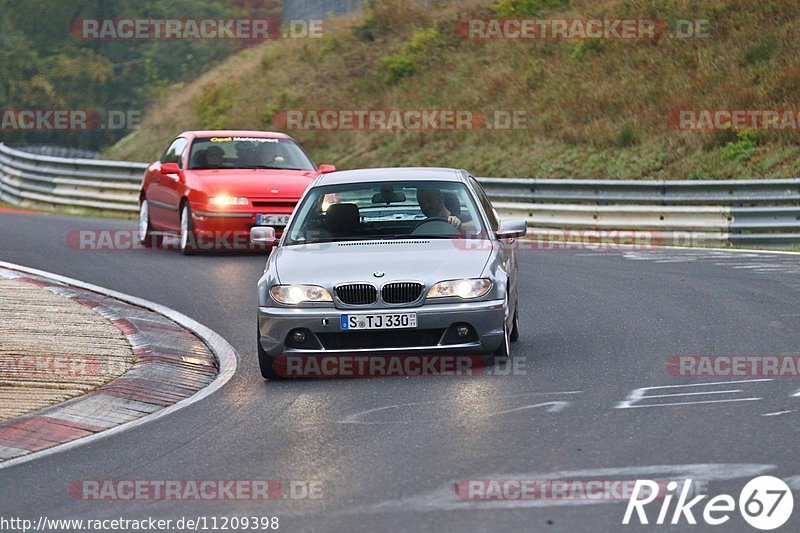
[285,181,486,245]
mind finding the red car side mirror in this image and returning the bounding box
[160,162,181,175]
[318,164,336,174]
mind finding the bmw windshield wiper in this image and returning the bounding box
[383,234,452,240]
[287,235,452,245]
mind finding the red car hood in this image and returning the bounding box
[187,168,317,199]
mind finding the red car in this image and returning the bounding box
[137,130,335,253]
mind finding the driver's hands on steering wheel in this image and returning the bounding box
[447,215,462,229]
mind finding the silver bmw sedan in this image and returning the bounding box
[251,167,527,379]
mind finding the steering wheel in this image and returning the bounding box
[412,217,459,236]
[416,216,449,226]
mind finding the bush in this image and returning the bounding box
[354,0,378,41]
[380,54,418,84]
[379,26,441,84]
[193,82,235,129]
[355,0,431,41]
[260,104,279,126]
[494,0,569,17]
[570,39,606,60]
[615,125,637,147]
[744,36,777,65]
[720,131,758,162]
[404,26,441,55]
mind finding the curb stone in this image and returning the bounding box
[0,267,219,462]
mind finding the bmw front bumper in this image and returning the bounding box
[257,299,506,357]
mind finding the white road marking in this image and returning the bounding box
[346,464,776,513]
[761,410,800,417]
[643,390,744,399]
[338,391,582,425]
[615,379,772,409]
[481,401,571,416]
[619,398,762,409]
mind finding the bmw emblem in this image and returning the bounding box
[373,271,385,278]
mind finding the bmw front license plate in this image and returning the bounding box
[340,313,417,330]
[257,214,290,226]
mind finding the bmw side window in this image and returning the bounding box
[161,138,188,167]
[469,176,499,231]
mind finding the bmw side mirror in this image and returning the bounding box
[250,226,278,249]
[318,164,336,174]
[496,219,527,239]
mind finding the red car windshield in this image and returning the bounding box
[188,137,315,171]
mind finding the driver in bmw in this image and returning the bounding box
[416,187,464,229]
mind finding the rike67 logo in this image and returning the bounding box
[624,477,793,530]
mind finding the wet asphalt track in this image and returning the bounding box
[1,210,800,532]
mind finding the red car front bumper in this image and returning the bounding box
[189,205,291,250]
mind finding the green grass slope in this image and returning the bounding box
[106,0,800,179]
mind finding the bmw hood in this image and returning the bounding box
[273,239,493,285]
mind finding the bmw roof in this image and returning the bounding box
[314,167,469,186]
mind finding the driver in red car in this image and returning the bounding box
[416,187,464,229]
[206,145,225,168]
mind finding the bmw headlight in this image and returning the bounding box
[271,284,332,304]
[209,195,249,206]
[427,279,492,299]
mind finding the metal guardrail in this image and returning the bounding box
[1,142,798,248]
[0,143,145,212]
[482,178,800,249]
[14,145,101,160]
[480,177,800,205]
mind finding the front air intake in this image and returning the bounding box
[381,282,424,304]
[335,283,377,305]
